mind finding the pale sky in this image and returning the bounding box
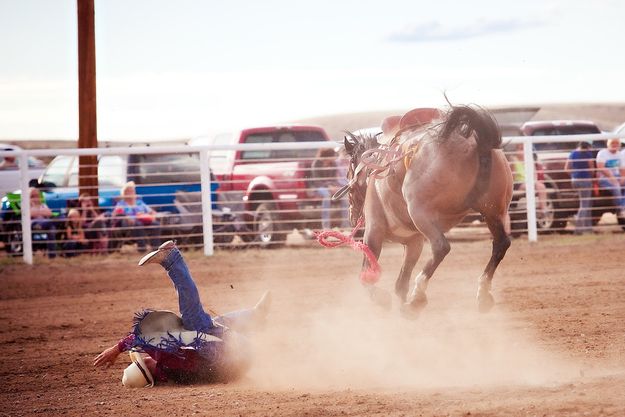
[1,0,624,140]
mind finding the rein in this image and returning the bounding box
[315,217,381,285]
[332,140,421,202]
[331,147,398,201]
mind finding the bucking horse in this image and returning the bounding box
[336,105,513,316]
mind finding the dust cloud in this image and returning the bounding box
[244,286,579,391]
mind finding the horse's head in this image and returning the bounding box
[338,131,380,226]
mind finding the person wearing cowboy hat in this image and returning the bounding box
[93,240,271,387]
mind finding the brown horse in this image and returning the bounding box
[340,105,513,315]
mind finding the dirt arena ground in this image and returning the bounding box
[2,232,625,416]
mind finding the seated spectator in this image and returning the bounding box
[112,181,160,251]
[311,148,350,230]
[63,208,88,257]
[596,138,625,218]
[29,187,57,258]
[78,193,109,253]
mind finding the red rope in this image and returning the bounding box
[315,217,381,285]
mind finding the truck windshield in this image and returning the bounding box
[40,155,74,187]
[241,130,326,161]
[67,155,126,188]
[532,126,601,152]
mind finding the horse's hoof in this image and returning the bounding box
[394,285,409,303]
[477,291,495,313]
[367,286,392,310]
[400,292,428,319]
[399,303,421,320]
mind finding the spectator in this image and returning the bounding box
[78,193,109,253]
[311,148,350,230]
[510,144,549,218]
[595,138,625,218]
[63,208,87,256]
[564,141,595,234]
[29,187,57,258]
[336,146,350,187]
[112,181,160,251]
[93,240,271,387]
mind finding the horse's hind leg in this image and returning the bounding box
[477,214,511,312]
[402,215,451,317]
[395,235,424,303]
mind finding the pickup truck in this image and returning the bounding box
[0,143,46,198]
[191,125,337,248]
[508,120,623,233]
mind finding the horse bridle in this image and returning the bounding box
[332,141,406,202]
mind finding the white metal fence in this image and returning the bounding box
[1,131,624,264]
[506,132,625,241]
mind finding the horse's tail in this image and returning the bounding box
[439,105,502,208]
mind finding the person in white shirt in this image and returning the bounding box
[596,138,625,218]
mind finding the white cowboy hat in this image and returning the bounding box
[122,351,154,388]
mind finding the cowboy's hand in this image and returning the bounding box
[93,345,121,368]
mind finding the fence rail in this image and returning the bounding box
[1,131,624,264]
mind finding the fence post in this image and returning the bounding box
[19,154,33,264]
[199,150,214,256]
[523,140,538,242]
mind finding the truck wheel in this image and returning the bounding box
[7,228,23,255]
[618,215,625,231]
[253,203,286,248]
[535,190,557,232]
[510,189,565,234]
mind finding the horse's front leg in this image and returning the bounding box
[361,225,392,310]
[477,214,511,312]
[395,235,424,302]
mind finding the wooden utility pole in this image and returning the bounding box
[77,0,98,203]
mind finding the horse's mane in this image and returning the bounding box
[344,132,380,225]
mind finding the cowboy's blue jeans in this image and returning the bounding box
[161,247,255,333]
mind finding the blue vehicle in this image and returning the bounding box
[27,153,207,213]
[0,151,229,254]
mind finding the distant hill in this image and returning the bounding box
[295,103,625,140]
[6,103,625,149]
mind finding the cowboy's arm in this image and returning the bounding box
[93,334,135,368]
[93,344,121,368]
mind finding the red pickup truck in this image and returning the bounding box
[192,125,339,247]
